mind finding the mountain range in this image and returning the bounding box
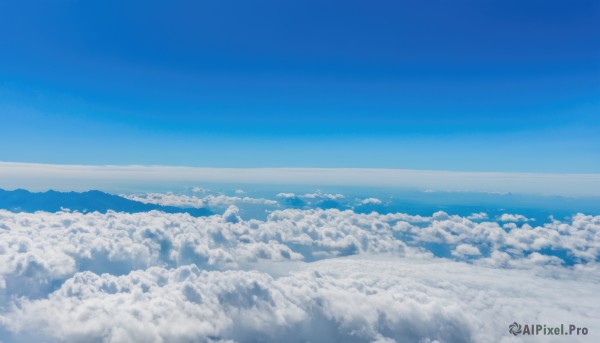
[0,189,211,216]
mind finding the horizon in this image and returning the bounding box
[2,161,600,196]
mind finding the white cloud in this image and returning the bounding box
[452,244,481,257]
[467,212,488,220]
[123,193,278,209]
[361,197,383,205]
[2,257,598,343]
[498,214,532,222]
[222,205,241,223]
[276,192,344,201]
[3,162,600,196]
[1,208,598,287]
[1,208,599,342]
[302,192,344,200]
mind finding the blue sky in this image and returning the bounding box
[0,0,599,172]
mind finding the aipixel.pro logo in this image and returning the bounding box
[509,322,588,336]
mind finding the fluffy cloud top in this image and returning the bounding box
[452,243,482,257]
[467,212,488,220]
[1,207,599,342]
[361,197,383,205]
[498,214,533,222]
[123,193,278,209]
[302,192,344,200]
[2,258,598,343]
[276,192,344,200]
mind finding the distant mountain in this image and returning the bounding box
[0,189,212,216]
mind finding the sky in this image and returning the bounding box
[0,0,599,172]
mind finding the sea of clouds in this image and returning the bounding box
[0,192,599,342]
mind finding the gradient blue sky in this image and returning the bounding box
[1,0,599,172]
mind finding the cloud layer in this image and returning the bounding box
[3,162,600,196]
[2,258,598,343]
[123,192,278,209]
[0,207,599,342]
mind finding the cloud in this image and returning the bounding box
[2,258,599,343]
[0,208,418,302]
[276,192,344,200]
[498,214,532,222]
[1,208,599,342]
[0,208,598,302]
[123,193,278,209]
[361,197,383,205]
[222,205,241,223]
[3,162,600,196]
[452,244,481,257]
[302,192,344,200]
[467,212,488,220]
[275,192,347,210]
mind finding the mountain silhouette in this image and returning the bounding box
[0,189,211,216]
